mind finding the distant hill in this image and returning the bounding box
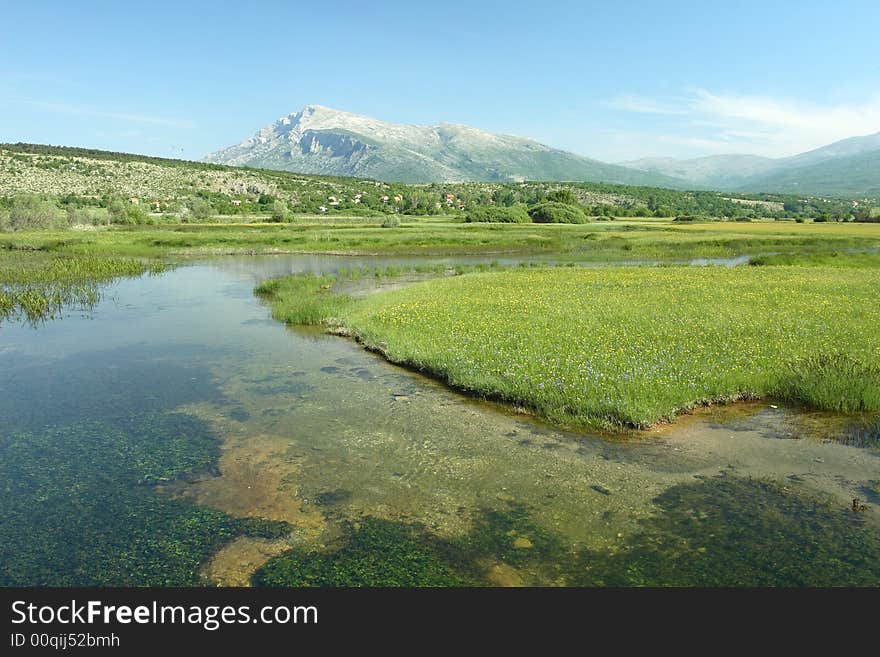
[203,105,689,187]
[732,149,880,197]
[622,132,880,196]
[622,154,779,186]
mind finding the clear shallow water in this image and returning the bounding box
[1,255,878,586]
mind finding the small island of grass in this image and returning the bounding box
[257,263,880,429]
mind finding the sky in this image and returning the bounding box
[1,0,879,162]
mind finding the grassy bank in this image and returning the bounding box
[259,265,880,429]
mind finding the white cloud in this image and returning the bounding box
[611,89,880,157]
[21,100,194,128]
[608,95,691,116]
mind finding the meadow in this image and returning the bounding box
[259,263,880,429]
[2,216,879,260]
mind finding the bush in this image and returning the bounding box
[465,204,530,223]
[67,206,108,226]
[0,194,67,231]
[190,199,214,221]
[545,189,579,205]
[528,202,588,224]
[381,216,401,228]
[271,200,290,222]
[108,198,150,225]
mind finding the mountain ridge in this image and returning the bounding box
[622,132,880,195]
[203,105,690,187]
[204,105,880,196]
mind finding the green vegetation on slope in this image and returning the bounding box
[735,150,880,197]
[259,265,880,429]
[2,144,875,229]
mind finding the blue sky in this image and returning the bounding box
[2,0,878,162]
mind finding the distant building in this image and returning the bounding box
[231,199,242,206]
[129,197,139,205]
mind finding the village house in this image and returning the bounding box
[231,199,242,206]
[128,197,139,205]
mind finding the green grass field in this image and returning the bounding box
[260,264,880,429]
[2,217,879,259]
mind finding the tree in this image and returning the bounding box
[545,189,579,205]
[191,199,213,221]
[271,200,290,222]
[0,194,66,231]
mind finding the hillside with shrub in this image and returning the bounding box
[1,143,876,231]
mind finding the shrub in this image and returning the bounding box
[0,194,67,231]
[271,200,290,222]
[67,206,109,226]
[528,201,588,224]
[545,189,579,205]
[381,216,401,228]
[108,198,150,225]
[465,204,530,223]
[190,199,214,221]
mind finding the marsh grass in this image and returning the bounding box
[2,219,879,261]
[775,353,880,413]
[255,275,353,325]
[0,253,166,323]
[259,265,880,429]
[749,251,880,267]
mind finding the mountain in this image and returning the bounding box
[732,149,880,197]
[783,131,880,167]
[622,132,880,196]
[621,154,778,186]
[204,105,688,186]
